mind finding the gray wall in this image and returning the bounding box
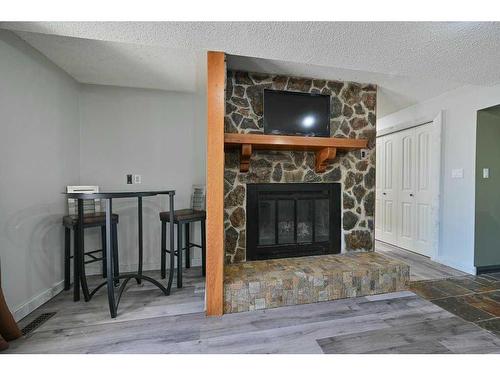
[78,84,205,272]
[475,108,500,268]
[378,84,500,274]
[0,30,80,318]
[0,31,207,319]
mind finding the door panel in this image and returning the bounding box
[375,138,383,235]
[383,200,393,233]
[375,121,438,257]
[416,203,430,242]
[397,130,416,251]
[413,124,434,256]
[375,134,397,244]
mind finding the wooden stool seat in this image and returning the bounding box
[159,209,206,288]
[159,209,206,223]
[62,213,119,299]
[63,213,119,228]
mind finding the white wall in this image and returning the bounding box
[0,30,80,319]
[78,85,205,272]
[378,84,500,274]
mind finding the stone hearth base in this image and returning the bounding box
[223,252,410,313]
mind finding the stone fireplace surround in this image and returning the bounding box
[224,70,377,264]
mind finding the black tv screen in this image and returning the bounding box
[263,89,330,137]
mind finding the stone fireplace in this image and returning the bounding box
[246,183,341,260]
[224,70,377,264]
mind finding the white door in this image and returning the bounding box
[396,129,417,251]
[413,123,434,256]
[375,119,439,258]
[375,137,384,237]
[376,133,398,244]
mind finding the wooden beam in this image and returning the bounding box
[224,133,368,173]
[206,51,225,316]
[224,133,368,150]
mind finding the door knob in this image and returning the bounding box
[382,192,386,195]
[410,193,414,197]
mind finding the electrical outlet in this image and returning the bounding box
[483,168,490,179]
[360,149,368,158]
[126,174,133,184]
[133,174,142,184]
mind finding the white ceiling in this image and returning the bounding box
[226,54,463,117]
[2,22,500,116]
[12,30,198,93]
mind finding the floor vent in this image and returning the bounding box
[21,312,56,336]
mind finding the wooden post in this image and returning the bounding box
[206,51,226,316]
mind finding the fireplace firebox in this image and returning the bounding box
[246,183,341,261]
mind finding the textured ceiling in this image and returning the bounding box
[226,55,463,117]
[12,31,198,92]
[2,22,499,115]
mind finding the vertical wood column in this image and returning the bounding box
[206,51,226,316]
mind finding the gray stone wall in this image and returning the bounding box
[224,70,376,264]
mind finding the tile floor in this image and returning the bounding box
[410,272,500,336]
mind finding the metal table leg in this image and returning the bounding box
[177,222,183,288]
[166,193,175,293]
[161,221,166,279]
[101,226,107,278]
[137,196,143,284]
[64,228,71,291]
[185,223,191,268]
[73,226,80,301]
[77,199,90,302]
[105,198,117,318]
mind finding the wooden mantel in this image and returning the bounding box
[224,133,368,173]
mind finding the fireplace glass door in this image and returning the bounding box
[247,183,340,260]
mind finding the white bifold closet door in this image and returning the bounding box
[376,134,398,245]
[375,122,435,257]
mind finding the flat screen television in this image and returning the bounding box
[263,89,330,137]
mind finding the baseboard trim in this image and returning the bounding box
[476,265,500,275]
[432,256,476,275]
[13,280,65,322]
[12,258,203,322]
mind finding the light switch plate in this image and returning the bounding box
[451,168,463,179]
[133,174,142,184]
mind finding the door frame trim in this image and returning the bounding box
[376,111,442,261]
[377,115,434,138]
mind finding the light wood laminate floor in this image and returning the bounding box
[375,240,468,281]
[5,267,500,353]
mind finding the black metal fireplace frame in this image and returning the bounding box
[246,183,341,261]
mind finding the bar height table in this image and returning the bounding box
[64,189,176,318]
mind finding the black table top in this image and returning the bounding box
[63,188,175,199]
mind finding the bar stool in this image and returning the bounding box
[159,209,206,288]
[62,186,120,301]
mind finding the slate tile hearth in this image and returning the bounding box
[223,252,409,313]
[410,272,500,337]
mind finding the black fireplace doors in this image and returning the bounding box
[246,183,341,261]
